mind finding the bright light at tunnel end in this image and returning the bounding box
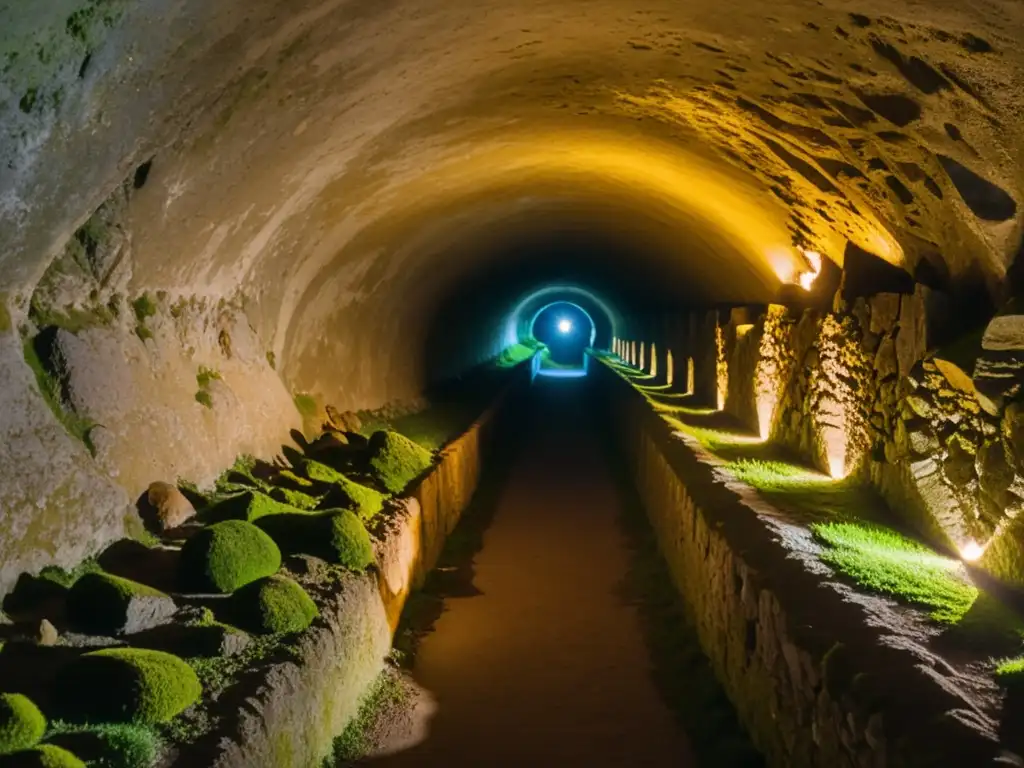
[558,318,573,334]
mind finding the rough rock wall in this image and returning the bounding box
[0,292,298,597]
[0,165,303,596]
[599,366,1007,767]
[175,369,524,768]
[704,282,1024,584]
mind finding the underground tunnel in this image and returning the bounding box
[2,0,1024,766]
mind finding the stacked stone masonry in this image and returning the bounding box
[625,284,1024,588]
[599,366,1008,768]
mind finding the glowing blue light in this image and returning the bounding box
[558,318,573,334]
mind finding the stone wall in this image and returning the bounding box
[597,365,1007,768]
[171,368,527,768]
[652,283,1024,587]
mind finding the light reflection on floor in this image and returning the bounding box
[536,368,587,378]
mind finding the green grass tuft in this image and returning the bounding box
[996,657,1024,686]
[811,522,978,624]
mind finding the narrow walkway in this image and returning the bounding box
[370,377,694,767]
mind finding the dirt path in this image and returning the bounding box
[365,378,694,767]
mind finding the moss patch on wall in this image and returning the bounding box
[21,333,98,456]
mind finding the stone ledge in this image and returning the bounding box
[597,363,1010,768]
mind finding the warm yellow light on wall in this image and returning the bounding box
[959,539,985,562]
[798,250,823,291]
[640,342,646,372]
[735,323,754,338]
[686,357,695,396]
[666,349,674,388]
[715,325,728,411]
[650,343,658,379]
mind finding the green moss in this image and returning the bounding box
[178,520,281,594]
[46,721,162,768]
[496,341,541,368]
[66,572,168,634]
[28,300,115,334]
[294,393,318,419]
[333,477,386,523]
[268,486,322,510]
[231,575,318,635]
[320,511,375,568]
[811,522,977,623]
[131,294,156,342]
[196,366,220,389]
[38,558,102,589]
[131,295,156,323]
[22,335,97,456]
[204,490,304,523]
[0,693,46,755]
[193,366,222,409]
[324,668,410,764]
[0,297,11,334]
[273,470,315,491]
[367,431,434,494]
[266,350,276,369]
[257,510,374,570]
[302,461,386,521]
[7,744,86,767]
[58,648,201,725]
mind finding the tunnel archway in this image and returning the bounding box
[531,301,595,374]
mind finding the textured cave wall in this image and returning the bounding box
[2,0,1024,586]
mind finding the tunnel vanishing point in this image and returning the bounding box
[3,0,1024,766]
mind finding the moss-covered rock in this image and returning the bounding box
[320,511,375,569]
[231,575,318,635]
[203,490,301,523]
[268,486,323,510]
[4,744,86,767]
[303,461,386,521]
[329,477,386,522]
[67,573,176,635]
[273,470,315,490]
[256,510,374,570]
[0,694,45,755]
[178,520,281,593]
[57,648,201,725]
[367,431,433,494]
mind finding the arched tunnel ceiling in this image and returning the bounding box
[2,0,1023,399]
